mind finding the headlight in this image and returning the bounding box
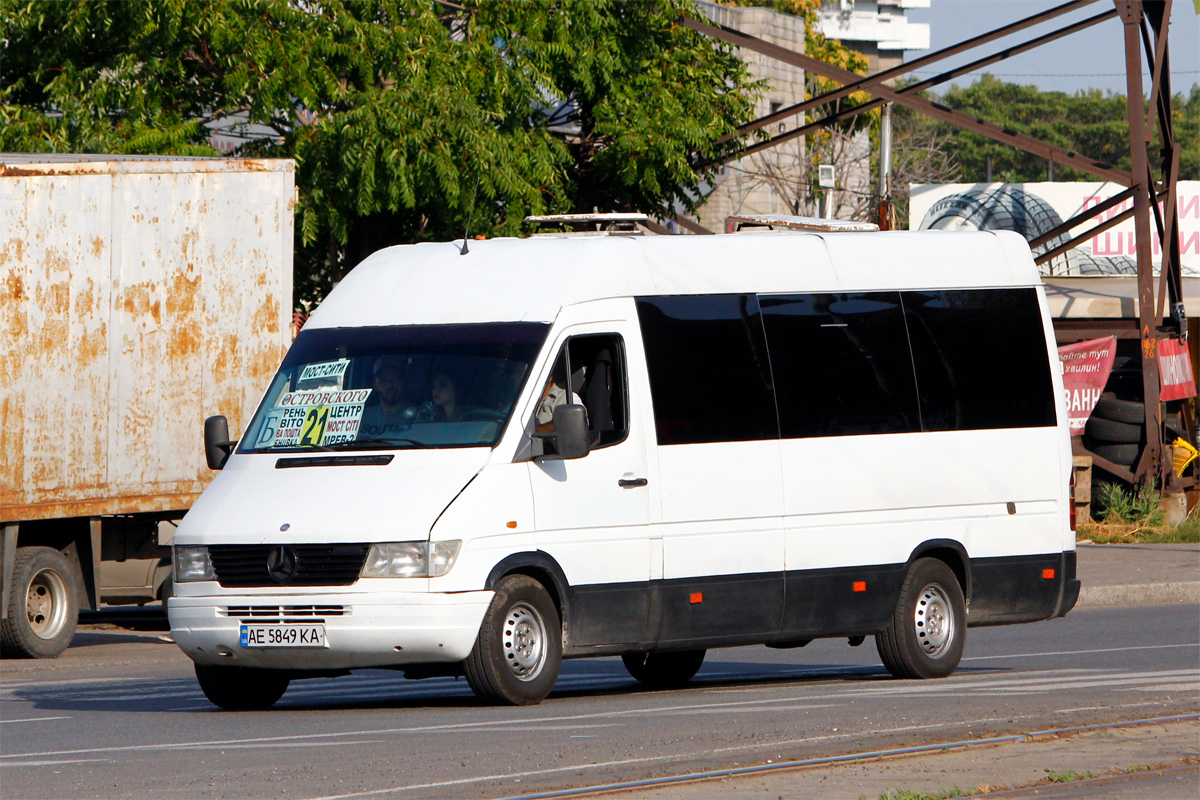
[360,541,461,578]
[174,546,215,582]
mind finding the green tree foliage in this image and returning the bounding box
[1175,84,1200,181]
[926,74,1198,184]
[1,0,760,305]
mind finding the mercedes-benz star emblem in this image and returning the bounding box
[266,545,299,583]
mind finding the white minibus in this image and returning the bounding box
[169,222,1079,708]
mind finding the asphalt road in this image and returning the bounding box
[1,603,1197,800]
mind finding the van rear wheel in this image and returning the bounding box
[194,664,290,710]
[876,558,965,679]
[622,650,706,688]
[464,575,562,705]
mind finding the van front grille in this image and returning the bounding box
[208,544,370,587]
[223,605,347,619]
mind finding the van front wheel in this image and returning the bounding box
[194,664,290,710]
[464,575,562,705]
[875,558,965,679]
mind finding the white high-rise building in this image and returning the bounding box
[817,0,930,73]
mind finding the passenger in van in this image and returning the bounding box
[359,356,416,437]
[416,373,469,422]
[535,376,583,434]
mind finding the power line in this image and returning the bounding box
[910,70,1199,78]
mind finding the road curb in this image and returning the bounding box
[1077,581,1200,608]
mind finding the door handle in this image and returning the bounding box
[618,477,648,488]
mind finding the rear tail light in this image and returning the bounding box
[1069,468,1077,532]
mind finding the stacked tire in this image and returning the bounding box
[1083,396,1146,469]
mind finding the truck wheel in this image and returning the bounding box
[194,664,290,710]
[622,650,706,688]
[1,546,79,659]
[875,558,965,679]
[463,575,561,705]
[158,576,174,612]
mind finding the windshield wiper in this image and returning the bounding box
[317,438,431,450]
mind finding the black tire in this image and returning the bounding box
[1165,425,1190,446]
[157,576,174,612]
[1084,416,1143,443]
[463,575,561,705]
[622,650,706,688]
[194,664,290,710]
[1093,397,1146,425]
[875,558,965,680]
[1091,443,1141,467]
[1,546,79,659]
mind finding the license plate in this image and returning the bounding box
[240,624,326,648]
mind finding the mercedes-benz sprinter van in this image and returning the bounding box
[169,222,1079,708]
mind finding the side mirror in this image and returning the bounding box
[534,404,591,461]
[204,415,237,470]
[552,404,591,460]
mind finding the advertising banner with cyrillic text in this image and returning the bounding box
[1159,338,1197,401]
[1058,336,1117,435]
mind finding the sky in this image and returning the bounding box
[904,1,1200,96]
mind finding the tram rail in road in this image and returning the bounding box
[489,715,1200,800]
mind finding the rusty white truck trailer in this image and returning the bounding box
[0,155,293,658]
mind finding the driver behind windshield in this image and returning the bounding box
[359,357,416,438]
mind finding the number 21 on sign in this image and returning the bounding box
[299,406,331,447]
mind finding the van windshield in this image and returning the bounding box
[240,322,549,453]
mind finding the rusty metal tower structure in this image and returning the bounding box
[681,0,1191,493]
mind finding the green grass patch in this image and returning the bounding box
[865,788,983,800]
[1096,481,1165,526]
[1077,513,1199,544]
[1043,767,1096,783]
[1079,480,1199,543]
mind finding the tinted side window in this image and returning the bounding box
[902,288,1056,431]
[761,292,921,438]
[635,295,777,445]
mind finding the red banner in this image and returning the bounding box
[1159,338,1197,401]
[1058,336,1117,435]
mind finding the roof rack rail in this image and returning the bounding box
[524,212,649,237]
[725,214,879,233]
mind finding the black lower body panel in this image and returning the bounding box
[779,563,906,639]
[968,551,1078,626]
[562,551,1079,655]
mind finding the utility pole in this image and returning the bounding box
[877,102,893,231]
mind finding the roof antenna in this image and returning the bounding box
[460,178,480,255]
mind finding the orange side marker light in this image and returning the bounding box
[690,592,704,604]
[852,581,867,593]
[1042,568,1056,580]
[506,521,518,529]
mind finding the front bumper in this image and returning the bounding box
[169,590,493,669]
